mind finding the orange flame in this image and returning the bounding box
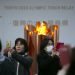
[25,25,29,30]
[36,21,41,34]
[36,21,48,35]
[53,25,59,31]
[51,31,54,36]
[29,31,33,35]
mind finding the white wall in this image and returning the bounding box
[0,0,75,49]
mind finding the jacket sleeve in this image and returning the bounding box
[11,51,32,68]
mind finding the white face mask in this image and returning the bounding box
[46,45,53,53]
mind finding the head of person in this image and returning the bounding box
[14,38,28,55]
[40,37,54,53]
[0,40,2,52]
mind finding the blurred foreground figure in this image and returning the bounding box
[65,47,75,75]
[57,45,71,75]
[0,40,14,75]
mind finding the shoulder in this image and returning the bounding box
[24,54,33,62]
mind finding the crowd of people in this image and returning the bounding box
[0,37,75,75]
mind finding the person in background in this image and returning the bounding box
[0,40,15,75]
[37,37,62,75]
[4,38,32,75]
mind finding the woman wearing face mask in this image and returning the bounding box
[4,38,32,75]
[37,37,62,75]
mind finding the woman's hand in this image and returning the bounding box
[4,47,15,57]
[4,47,11,53]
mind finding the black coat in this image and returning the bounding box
[37,51,61,75]
[10,51,32,75]
[0,57,15,75]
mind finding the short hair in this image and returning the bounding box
[14,38,28,52]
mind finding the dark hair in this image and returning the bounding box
[0,40,2,52]
[14,38,28,53]
[40,37,54,52]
